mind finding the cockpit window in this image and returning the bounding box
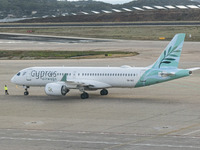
[17,72,21,76]
[23,72,26,76]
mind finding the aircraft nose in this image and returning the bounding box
[11,76,16,84]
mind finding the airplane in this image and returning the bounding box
[11,33,200,99]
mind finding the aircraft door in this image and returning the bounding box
[26,69,32,81]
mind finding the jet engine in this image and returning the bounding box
[45,83,69,96]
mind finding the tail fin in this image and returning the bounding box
[151,33,185,69]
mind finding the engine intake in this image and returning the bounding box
[45,83,69,96]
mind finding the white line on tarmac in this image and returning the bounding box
[0,136,120,145]
[184,129,200,136]
[1,136,200,149]
[134,143,200,149]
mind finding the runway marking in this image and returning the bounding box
[104,123,200,149]
[133,143,200,149]
[2,128,200,138]
[0,136,120,145]
[1,137,200,149]
[159,123,200,136]
[184,129,200,136]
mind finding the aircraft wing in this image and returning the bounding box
[66,79,111,89]
[61,73,111,89]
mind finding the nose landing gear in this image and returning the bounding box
[23,86,30,96]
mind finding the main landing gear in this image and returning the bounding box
[80,92,89,99]
[100,89,108,96]
[24,86,30,96]
[80,89,108,99]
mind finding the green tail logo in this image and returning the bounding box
[135,33,190,88]
[152,33,185,69]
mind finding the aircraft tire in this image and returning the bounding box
[100,89,108,95]
[81,92,89,99]
[24,91,29,96]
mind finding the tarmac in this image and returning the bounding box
[0,34,200,150]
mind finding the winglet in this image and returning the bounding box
[61,74,67,81]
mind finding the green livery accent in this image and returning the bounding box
[135,69,190,87]
[135,33,190,88]
[152,33,185,69]
[61,74,67,81]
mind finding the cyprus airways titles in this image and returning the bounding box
[11,33,200,99]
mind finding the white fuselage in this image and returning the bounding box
[11,66,147,89]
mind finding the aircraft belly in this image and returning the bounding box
[100,77,136,88]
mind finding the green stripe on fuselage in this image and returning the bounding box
[135,69,190,88]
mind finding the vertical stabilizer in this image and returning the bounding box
[151,33,185,69]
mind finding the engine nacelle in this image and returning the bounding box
[45,83,69,96]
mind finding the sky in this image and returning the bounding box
[67,0,134,4]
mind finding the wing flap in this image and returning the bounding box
[66,79,111,89]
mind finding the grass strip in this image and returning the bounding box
[0,51,139,60]
[0,25,200,41]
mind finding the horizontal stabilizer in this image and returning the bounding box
[187,67,200,71]
[158,71,175,77]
